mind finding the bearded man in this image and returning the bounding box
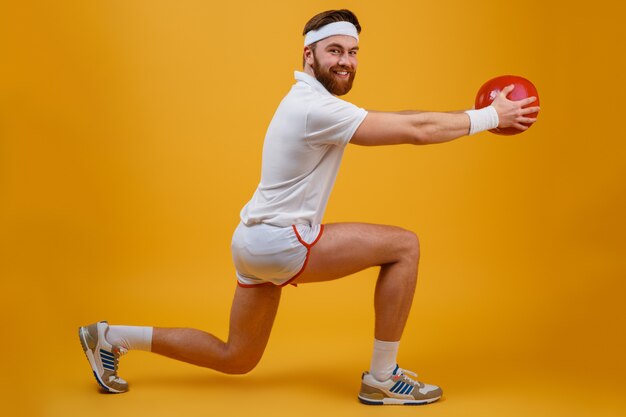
[79,9,538,405]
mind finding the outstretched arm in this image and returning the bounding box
[351,85,539,146]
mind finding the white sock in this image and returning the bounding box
[106,325,153,352]
[369,339,400,381]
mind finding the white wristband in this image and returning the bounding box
[465,106,499,135]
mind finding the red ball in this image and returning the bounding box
[474,75,540,135]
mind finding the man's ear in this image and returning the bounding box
[303,46,315,67]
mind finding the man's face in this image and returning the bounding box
[307,35,359,96]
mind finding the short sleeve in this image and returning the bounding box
[305,95,368,147]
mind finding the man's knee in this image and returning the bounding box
[398,229,420,261]
[223,360,259,375]
[221,349,263,375]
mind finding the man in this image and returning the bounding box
[79,9,539,405]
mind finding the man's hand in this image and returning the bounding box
[492,84,540,132]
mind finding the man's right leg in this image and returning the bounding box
[80,284,282,392]
[151,284,282,374]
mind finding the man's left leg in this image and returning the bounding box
[294,222,442,405]
[296,222,419,341]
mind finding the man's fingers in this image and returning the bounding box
[500,84,515,97]
[520,96,537,106]
[521,106,541,115]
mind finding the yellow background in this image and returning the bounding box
[1,1,625,416]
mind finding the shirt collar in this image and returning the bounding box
[294,71,331,96]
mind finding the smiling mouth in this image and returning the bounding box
[333,70,351,78]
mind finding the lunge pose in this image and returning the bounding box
[79,9,539,405]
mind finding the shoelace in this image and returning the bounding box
[110,346,128,372]
[394,368,425,388]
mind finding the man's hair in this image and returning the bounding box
[302,9,361,67]
[302,9,361,37]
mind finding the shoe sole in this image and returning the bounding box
[78,326,124,394]
[358,394,441,405]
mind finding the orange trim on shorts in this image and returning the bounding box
[237,281,274,288]
[236,224,325,289]
[280,224,325,287]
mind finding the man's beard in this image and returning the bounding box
[311,54,356,96]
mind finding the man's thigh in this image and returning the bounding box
[295,222,418,284]
[228,284,282,355]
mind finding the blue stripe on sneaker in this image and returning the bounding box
[102,358,115,366]
[103,364,115,371]
[400,384,412,394]
[100,349,114,358]
[390,381,403,393]
[393,364,399,375]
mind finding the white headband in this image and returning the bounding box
[304,21,359,46]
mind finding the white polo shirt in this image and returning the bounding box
[240,71,368,227]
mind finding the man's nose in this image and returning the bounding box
[338,52,349,65]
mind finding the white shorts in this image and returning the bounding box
[231,222,324,287]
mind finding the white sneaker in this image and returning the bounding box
[358,365,442,405]
[78,321,129,393]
